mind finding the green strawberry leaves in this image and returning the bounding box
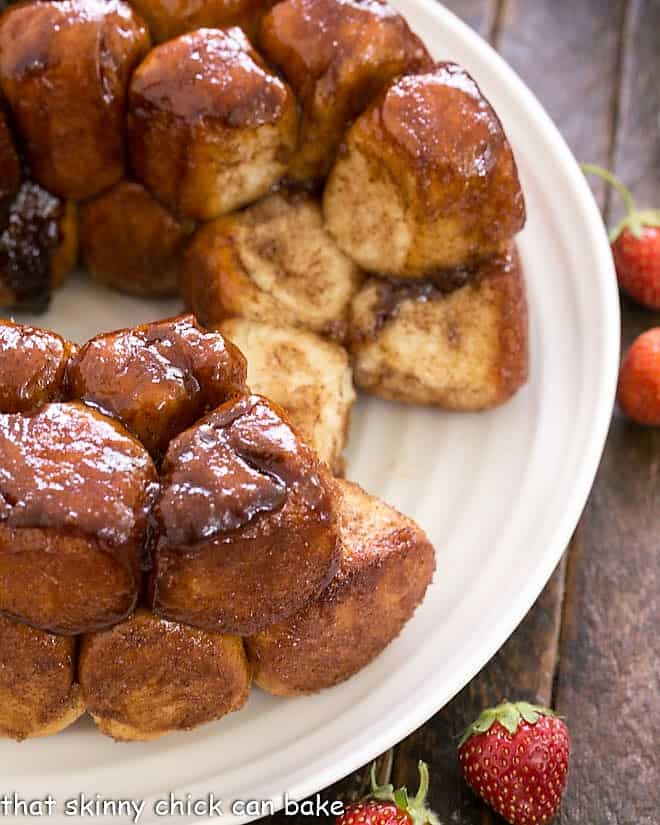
[581,164,660,241]
[370,761,441,825]
[458,700,558,747]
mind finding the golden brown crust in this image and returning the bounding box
[128,27,298,220]
[324,62,526,276]
[0,402,158,634]
[0,181,77,311]
[247,478,435,694]
[259,0,432,182]
[151,394,340,635]
[79,608,250,741]
[67,314,248,457]
[129,0,276,43]
[0,614,84,740]
[181,191,362,339]
[348,246,529,409]
[0,319,73,413]
[0,0,150,200]
[80,181,192,297]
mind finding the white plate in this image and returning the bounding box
[3,1,619,821]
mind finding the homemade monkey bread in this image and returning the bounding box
[0,316,434,740]
[0,0,531,741]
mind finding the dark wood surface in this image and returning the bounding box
[263,2,660,823]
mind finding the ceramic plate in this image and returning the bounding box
[2,1,619,821]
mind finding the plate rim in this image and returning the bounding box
[217,1,620,817]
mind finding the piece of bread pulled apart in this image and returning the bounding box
[182,191,362,342]
[128,27,298,221]
[258,0,432,183]
[218,318,355,474]
[0,0,150,200]
[0,319,74,413]
[79,608,250,741]
[80,181,193,297]
[0,614,84,740]
[67,314,247,457]
[150,394,340,635]
[0,402,157,635]
[247,478,435,695]
[324,62,525,278]
[348,246,528,409]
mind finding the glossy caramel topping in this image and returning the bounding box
[68,313,247,455]
[262,0,428,79]
[157,395,328,544]
[377,63,506,177]
[129,27,290,127]
[0,181,64,310]
[0,319,71,412]
[0,402,157,546]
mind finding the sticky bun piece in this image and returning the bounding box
[128,28,298,221]
[151,394,340,635]
[182,192,362,341]
[324,63,526,277]
[0,614,84,740]
[348,247,528,409]
[80,181,193,297]
[0,0,150,200]
[219,318,355,474]
[79,609,250,741]
[0,181,77,311]
[0,402,158,635]
[247,478,435,695]
[259,0,431,184]
[128,0,275,43]
[67,314,247,457]
[0,107,20,210]
[0,319,74,413]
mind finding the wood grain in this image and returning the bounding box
[555,3,660,824]
[393,559,566,823]
[438,0,498,38]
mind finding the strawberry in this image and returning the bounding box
[617,328,660,426]
[336,761,440,825]
[458,700,569,825]
[582,164,660,309]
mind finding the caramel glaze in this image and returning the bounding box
[357,247,521,341]
[364,62,526,232]
[0,181,67,311]
[0,0,150,200]
[151,394,340,635]
[127,26,297,218]
[259,0,433,182]
[129,27,288,127]
[0,319,74,413]
[67,314,248,458]
[128,0,277,44]
[0,402,158,634]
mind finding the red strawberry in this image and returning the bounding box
[458,700,570,825]
[617,328,660,426]
[582,164,660,310]
[336,762,440,825]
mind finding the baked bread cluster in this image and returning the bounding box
[0,315,435,741]
[0,0,529,742]
[0,0,527,412]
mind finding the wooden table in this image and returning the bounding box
[264,2,660,822]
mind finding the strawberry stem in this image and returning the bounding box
[579,163,660,240]
[459,701,558,747]
[368,760,441,825]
